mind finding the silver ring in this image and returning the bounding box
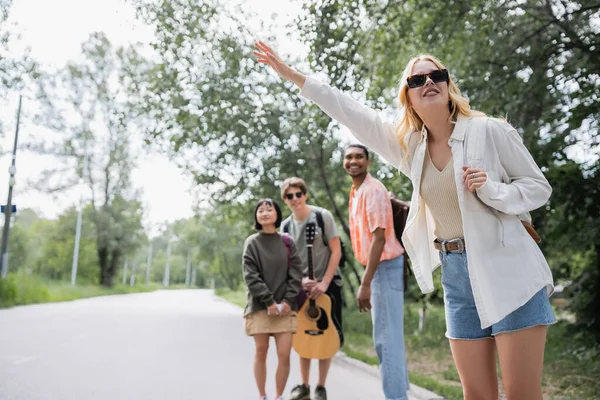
[470,173,475,179]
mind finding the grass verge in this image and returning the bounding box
[0,272,190,309]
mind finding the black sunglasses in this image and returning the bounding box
[285,192,304,200]
[407,69,449,89]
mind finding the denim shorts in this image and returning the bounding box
[440,250,556,340]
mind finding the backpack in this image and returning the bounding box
[390,196,412,291]
[282,210,348,269]
[281,233,292,269]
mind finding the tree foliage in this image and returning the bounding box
[33,33,146,286]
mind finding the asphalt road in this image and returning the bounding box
[0,289,441,400]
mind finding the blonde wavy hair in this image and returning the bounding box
[396,55,486,158]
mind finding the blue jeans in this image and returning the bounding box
[371,255,410,400]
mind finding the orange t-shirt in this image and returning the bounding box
[349,174,404,266]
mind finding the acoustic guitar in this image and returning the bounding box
[292,222,341,360]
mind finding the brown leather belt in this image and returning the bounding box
[434,238,466,253]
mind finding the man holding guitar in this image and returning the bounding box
[344,144,410,400]
[280,177,343,400]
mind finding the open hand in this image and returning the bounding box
[253,41,305,87]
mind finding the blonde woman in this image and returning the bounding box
[254,41,555,400]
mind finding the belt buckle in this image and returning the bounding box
[440,241,447,254]
[447,238,464,253]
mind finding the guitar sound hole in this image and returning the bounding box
[307,306,320,319]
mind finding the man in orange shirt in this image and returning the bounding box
[344,144,410,400]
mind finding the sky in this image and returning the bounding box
[0,0,305,233]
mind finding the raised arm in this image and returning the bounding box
[254,41,409,174]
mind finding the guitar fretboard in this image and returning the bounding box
[306,244,314,280]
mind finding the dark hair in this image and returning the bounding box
[345,144,370,160]
[253,198,283,230]
[280,177,308,199]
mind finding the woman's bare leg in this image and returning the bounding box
[449,338,498,400]
[495,325,547,400]
[253,334,270,397]
[273,332,293,397]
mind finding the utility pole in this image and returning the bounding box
[122,257,128,285]
[185,249,191,286]
[129,262,136,287]
[163,237,172,287]
[1,95,22,279]
[145,240,153,285]
[71,150,88,286]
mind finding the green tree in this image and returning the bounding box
[33,33,146,286]
[35,207,98,282]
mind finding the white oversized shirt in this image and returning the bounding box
[300,76,554,328]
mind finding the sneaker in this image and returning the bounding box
[259,396,268,400]
[274,397,284,400]
[314,386,327,400]
[289,384,310,400]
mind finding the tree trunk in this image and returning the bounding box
[98,246,112,286]
[108,248,120,286]
[98,245,120,287]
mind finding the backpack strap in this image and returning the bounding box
[314,210,328,246]
[281,233,292,269]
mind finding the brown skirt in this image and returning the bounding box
[244,310,297,336]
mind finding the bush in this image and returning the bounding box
[0,273,49,307]
[0,274,18,307]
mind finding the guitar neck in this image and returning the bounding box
[307,244,315,280]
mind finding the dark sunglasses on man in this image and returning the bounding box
[285,192,304,200]
[407,69,449,89]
